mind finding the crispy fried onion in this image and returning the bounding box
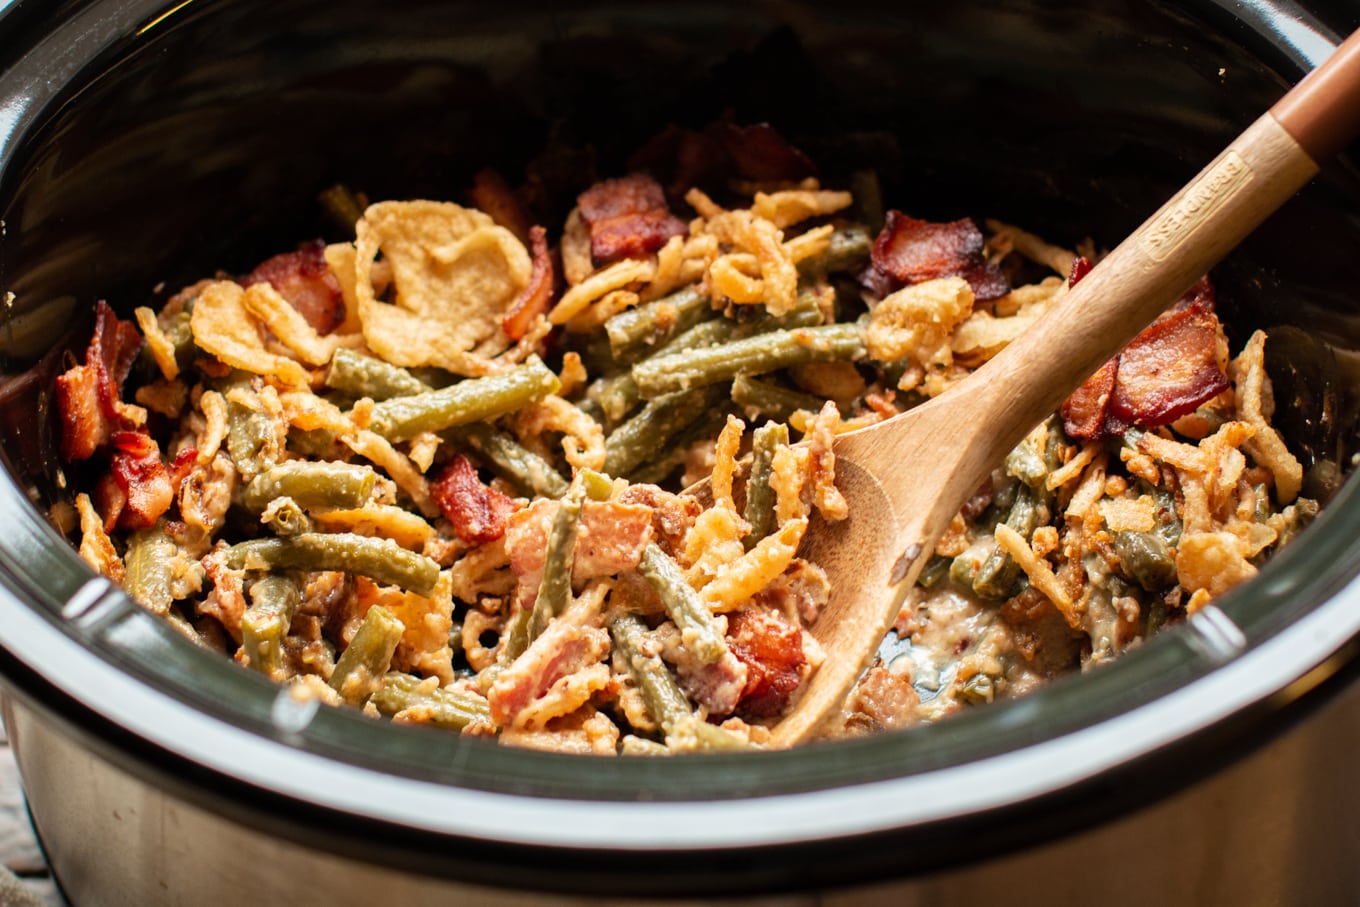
[865,276,975,394]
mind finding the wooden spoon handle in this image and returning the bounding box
[1272,26,1360,163]
[948,30,1360,467]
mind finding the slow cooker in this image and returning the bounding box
[0,0,1358,903]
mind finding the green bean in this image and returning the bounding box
[916,553,952,589]
[499,608,532,665]
[329,605,404,705]
[631,323,864,399]
[596,318,742,426]
[625,408,731,487]
[970,422,1063,599]
[1113,530,1176,591]
[123,525,177,615]
[366,356,561,442]
[370,672,490,731]
[526,490,583,643]
[579,469,616,502]
[455,422,569,499]
[636,544,728,665]
[259,497,312,536]
[603,384,727,479]
[605,286,712,359]
[797,225,873,277]
[743,422,788,550]
[731,374,825,423]
[608,613,693,733]
[241,461,376,513]
[241,574,300,681]
[223,380,277,481]
[326,348,431,401]
[226,532,440,595]
[732,289,827,336]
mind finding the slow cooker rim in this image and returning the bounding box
[1,0,1359,894]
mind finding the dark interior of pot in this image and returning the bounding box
[1,0,1360,890]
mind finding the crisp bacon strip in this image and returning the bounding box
[577,173,688,266]
[727,608,807,719]
[430,454,518,546]
[1062,276,1228,439]
[242,239,345,335]
[708,122,817,183]
[501,225,555,341]
[105,430,174,531]
[866,211,1009,301]
[55,301,143,461]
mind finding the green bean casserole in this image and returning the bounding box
[53,124,1321,753]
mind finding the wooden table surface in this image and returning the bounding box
[0,724,66,907]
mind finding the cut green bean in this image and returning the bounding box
[743,422,788,550]
[608,613,693,734]
[456,421,569,499]
[123,525,177,615]
[605,286,712,359]
[370,672,490,730]
[329,605,404,705]
[731,374,825,423]
[603,384,727,479]
[326,348,431,401]
[632,323,864,399]
[526,490,583,643]
[637,543,728,664]
[241,574,301,680]
[223,378,278,481]
[796,225,872,277]
[1113,530,1177,591]
[366,356,560,442]
[226,532,440,595]
[241,460,376,513]
[259,497,312,536]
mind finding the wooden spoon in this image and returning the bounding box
[767,27,1360,748]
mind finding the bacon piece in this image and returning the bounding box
[106,430,174,530]
[430,454,518,546]
[866,211,1009,302]
[727,608,807,719]
[1062,277,1228,439]
[1106,296,1228,431]
[502,225,555,341]
[55,301,143,461]
[242,239,345,335]
[488,601,609,728]
[504,497,654,582]
[1061,358,1118,439]
[466,167,533,244]
[1068,254,1094,287]
[577,174,688,266]
[707,122,817,183]
[627,125,731,201]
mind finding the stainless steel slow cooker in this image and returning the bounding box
[0,1,1358,903]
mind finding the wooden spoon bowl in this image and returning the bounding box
[765,27,1360,748]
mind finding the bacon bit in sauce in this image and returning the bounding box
[866,211,1010,301]
[55,301,143,461]
[430,454,517,546]
[576,174,688,266]
[242,240,345,335]
[502,225,555,341]
[1063,277,1228,439]
[727,608,807,719]
[105,430,174,530]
